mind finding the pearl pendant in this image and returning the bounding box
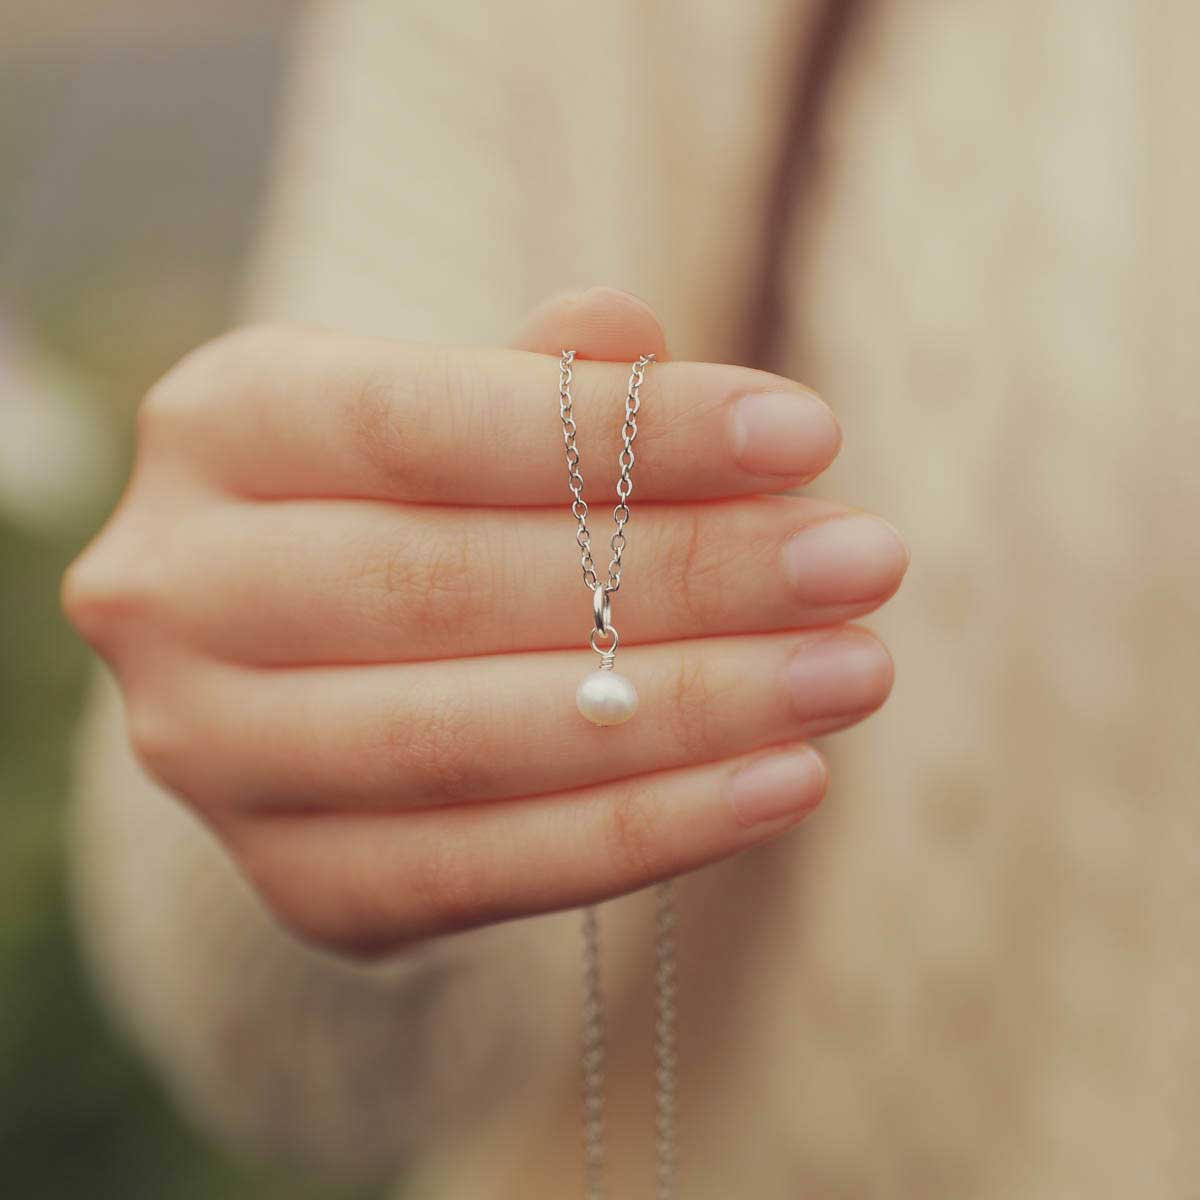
[576,669,639,726]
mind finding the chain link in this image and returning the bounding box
[559,349,655,596]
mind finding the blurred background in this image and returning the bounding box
[1,4,375,1196]
[5,1,1200,1198]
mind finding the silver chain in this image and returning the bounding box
[581,903,607,1199]
[558,348,654,596]
[653,880,678,1199]
[560,348,678,1199]
[580,885,678,1200]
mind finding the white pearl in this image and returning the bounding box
[576,669,639,726]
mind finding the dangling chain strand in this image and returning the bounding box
[580,888,679,1200]
[560,349,678,1198]
[581,904,608,1200]
[654,879,678,1200]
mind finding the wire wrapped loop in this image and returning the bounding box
[589,624,619,669]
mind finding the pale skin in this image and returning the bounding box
[62,288,908,956]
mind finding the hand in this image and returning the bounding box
[63,289,907,955]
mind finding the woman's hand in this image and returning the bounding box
[62,290,907,955]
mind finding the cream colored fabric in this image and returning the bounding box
[72,2,1200,1198]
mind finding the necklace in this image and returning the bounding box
[558,349,679,1199]
[559,348,648,727]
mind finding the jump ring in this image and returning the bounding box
[590,624,619,656]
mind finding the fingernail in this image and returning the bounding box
[786,632,894,721]
[782,514,909,605]
[730,391,841,477]
[727,746,827,827]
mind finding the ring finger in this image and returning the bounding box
[138,627,894,815]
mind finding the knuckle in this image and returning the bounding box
[287,911,394,959]
[137,374,187,439]
[61,551,115,643]
[124,692,188,795]
[271,883,379,956]
[348,364,412,482]
[347,365,415,487]
[662,651,721,762]
[346,345,497,497]
[378,688,489,805]
[367,522,478,643]
[229,822,435,957]
[256,880,343,952]
[604,778,662,881]
[139,323,300,439]
[627,365,696,457]
[227,831,372,956]
[347,347,441,492]
[178,323,297,379]
[277,895,406,960]
[655,508,712,629]
[61,522,170,650]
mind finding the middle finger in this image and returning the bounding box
[163,495,909,664]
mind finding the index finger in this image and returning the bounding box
[148,325,841,505]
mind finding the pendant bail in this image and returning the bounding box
[592,583,613,635]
